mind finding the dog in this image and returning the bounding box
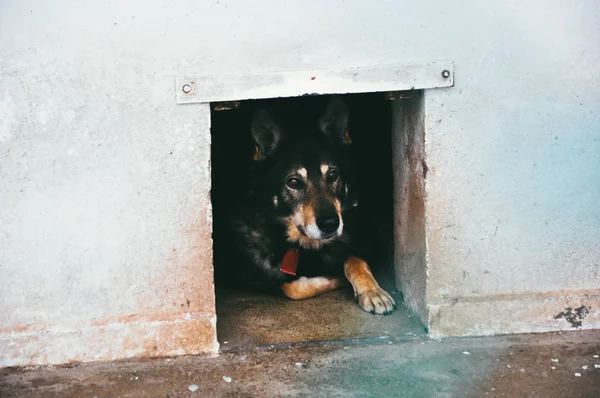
[212,96,396,315]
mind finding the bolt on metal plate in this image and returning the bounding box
[175,79,198,103]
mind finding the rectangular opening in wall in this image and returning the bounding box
[210,92,427,348]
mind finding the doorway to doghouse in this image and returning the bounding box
[210,92,426,348]
[177,63,453,348]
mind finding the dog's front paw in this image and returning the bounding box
[357,287,397,315]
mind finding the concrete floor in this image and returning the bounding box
[2,330,599,397]
[216,287,424,348]
[215,253,413,349]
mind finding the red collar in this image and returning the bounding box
[280,248,300,275]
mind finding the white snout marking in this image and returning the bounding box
[305,223,322,239]
[306,217,343,239]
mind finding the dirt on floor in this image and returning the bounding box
[215,286,425,348]
[1,330,600,397]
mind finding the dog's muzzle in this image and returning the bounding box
[302,216,343,240]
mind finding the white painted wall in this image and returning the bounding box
[1,0,599,365]
[419,2,600,336]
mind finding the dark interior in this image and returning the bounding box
[210,93,424,348]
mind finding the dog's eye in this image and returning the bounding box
[326,169,339,183]
[286,177,303,189]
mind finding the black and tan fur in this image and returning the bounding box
[213,96,395,315]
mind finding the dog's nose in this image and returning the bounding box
[316,215,339,235]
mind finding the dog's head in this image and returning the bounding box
[251,97,355,250]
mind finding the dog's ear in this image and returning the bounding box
[319,96,351,145]
[251,109,282,160]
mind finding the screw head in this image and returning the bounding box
[182,84,192,93]
[441,70,450,79]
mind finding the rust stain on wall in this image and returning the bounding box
[391,93,429,326]
[1,314,217,367]
[138,193,218,354]
[0,184,219,367]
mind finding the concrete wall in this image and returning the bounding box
[420,4,600,336]
[391,94,429,325]
[1,0,599,365]
[0,0,220,367]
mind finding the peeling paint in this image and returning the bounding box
[554,306,590,328]
[429,293,600,338]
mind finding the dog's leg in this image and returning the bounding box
[282,276,346,300]
[344,255,396,315]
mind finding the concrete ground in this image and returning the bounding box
[215,258,415,348]
[215,286,424,348]
[2,330,599,397]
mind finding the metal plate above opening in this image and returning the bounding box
[175,61,454,104]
